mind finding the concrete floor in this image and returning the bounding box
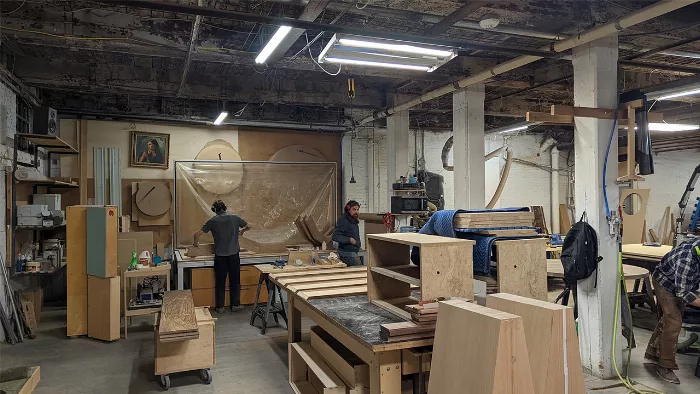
[2,307,699,393]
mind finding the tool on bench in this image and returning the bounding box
[129,277,164,309]
[271,259,286,269]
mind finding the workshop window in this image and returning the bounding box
[16,97,31,134]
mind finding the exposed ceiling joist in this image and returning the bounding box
[177,0,203,98]
[264,0,330,65]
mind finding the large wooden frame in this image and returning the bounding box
[367,233,474,317]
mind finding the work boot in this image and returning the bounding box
[215,307,225,314]
[230,305,244,312]
[655,366,680,384]
[643,354,658,365]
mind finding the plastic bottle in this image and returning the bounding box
[16,253,24,272]
[311,248,317,265]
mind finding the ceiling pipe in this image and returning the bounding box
[358,0,700,125]
[322,2,700,60]
[101,0,561,58]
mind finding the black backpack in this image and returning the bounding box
[561,212,603,283]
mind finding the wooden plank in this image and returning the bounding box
[428,300,534,394]
[20,301,37,332]
[294,215,315,245]
[486,294,585,394]
[310,326,369,389]
[87,276,120,341]
[530,205,549,234]
[86,206,118,278]
[186,243,215,258]
[380,321,435,338]
[298,286,368,300]
[305,215,326,245]
[267,265,359,278]
[551,105,663,122]
[0,366,40,394]
[287,279,367,293]
[559,204,572,233]
[159,290,199,340]
[526,111,574,125]
[648,229,659,243]
[79,120,88,204]
[368,232,471,246]
[496,239,547,301]
[369,266,420,286]
[627,106,636,179]
[66,206,88,337]
[277,272,367,285]
[405,303,438,315]
[371,300,412,321]
[289,343,346,394]
[420,241,474,301]
[661,206,670,245]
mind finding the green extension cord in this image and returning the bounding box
[612,251,666,394]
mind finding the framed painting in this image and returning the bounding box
[130,131,170,169]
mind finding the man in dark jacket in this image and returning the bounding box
[333,200,362,266]
[644,237,700,384]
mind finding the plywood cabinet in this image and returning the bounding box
[191,267,267,306]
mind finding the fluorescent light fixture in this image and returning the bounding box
[213,112,228,125]
[324,57,431,71]
[318,34,456,73]
[255,25,292,64]
[656,87,700,101]
[337,38,454,58]
[649,123,699,132]
[497,125,529,134]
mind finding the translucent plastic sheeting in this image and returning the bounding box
[174,161,337,253]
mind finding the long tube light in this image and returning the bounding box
[496,125,529,134]
[656,87,700,101]
[324,57,432,71]
[255,25,292,64]
[621,123,700,132]
[213,112,228,125]
[337,38,454,58]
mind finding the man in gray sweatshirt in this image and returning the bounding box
[332,200,362,266]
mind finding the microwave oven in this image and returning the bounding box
[391,196,428,213]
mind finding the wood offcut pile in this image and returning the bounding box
[158,290,199,343]
[380,302,439,342]
[454,210,535,230]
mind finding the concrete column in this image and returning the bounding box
[551,147,560,234]
[572,35,621,378]
[453,84,486,209]
[386,111,410,208]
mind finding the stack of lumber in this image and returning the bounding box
[454,210,535,229]
[380,321,435,342]
[158,290,199,343]
[406,302,438,325]
[271,267,369,300]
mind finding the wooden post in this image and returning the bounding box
[288,295,301,344]
[369,350,402,394]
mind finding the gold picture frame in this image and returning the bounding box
[130,131,170,169]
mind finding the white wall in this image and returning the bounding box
[342,126,698,237]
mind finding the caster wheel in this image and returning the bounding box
[200,368,212,384]
[159,374,170,390]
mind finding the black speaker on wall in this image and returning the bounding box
[32,107,59,136]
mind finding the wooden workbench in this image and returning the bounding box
[269,268,432,394]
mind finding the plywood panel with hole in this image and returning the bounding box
[420,241,474,301]
[496,239,547,301]
[620,189,650,245]
[67,206,88,337]
[486,294,585,394]
[428,299,534,394]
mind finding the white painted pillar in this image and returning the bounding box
[572,35,622,378]
[387,111,410,209]
[551,147,560,234]
[453,84,486,209]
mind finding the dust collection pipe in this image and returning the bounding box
[441,138,505,171]
[358,0,700,125]
[486,148,513,209]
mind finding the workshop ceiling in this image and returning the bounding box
[2,0,700,130]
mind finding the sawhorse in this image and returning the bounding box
[250,271,287,334]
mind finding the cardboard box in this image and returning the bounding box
[16,204,48,217]
[33,194,61,211]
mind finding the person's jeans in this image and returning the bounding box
[645,279,684,369]
[214,254,241,308]
[338,251,361,267]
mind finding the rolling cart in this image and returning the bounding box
[154,307,216,390]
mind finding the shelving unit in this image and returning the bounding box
[367,233,474,318]
[10,133,79,275]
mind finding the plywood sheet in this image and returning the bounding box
[118,231,154,258]
[559,204,572,234]
[486,293,585,394]
[428,300,534,394]
[67,206,88,337]
[87,276,120,341]
[496,239,547,301]
[620,189,650,245]
[420,241,474,301]
[159,290,199,340]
